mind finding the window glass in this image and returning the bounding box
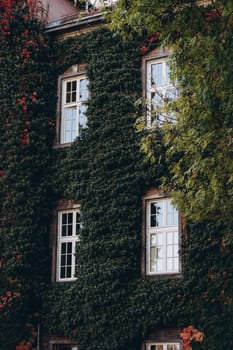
[57,209,81,281]
[79,78,89,101]
[61,75,89,144]
[147,57,177,127]
[152,62,163,86]
[146,198,180,275]
[150,201,163,227]
[148,344,180,350]
[58,347,78,350]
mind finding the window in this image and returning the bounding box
[90,0,118,6]
[57,209,81,281]
[146,56,177,127]
[49,337,78,350]
[60,74,89,144]
[147,343,180,350]
[56,347,78,350]
[146,197,180,275]
[144,328,182,350]
[51,344,78,350]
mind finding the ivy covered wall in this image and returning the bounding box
[0,1,56,348]
[42,28,233,350]
[0,3,233,350]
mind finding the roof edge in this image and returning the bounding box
[44,11,104,34]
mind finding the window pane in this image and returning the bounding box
[167,231,173,245]
[150,259,156,272]
[62,213,67,225]
[66,82,71,92]
[150,201,163,227]
[61,226,66,236]
[167,258,173,271]
[66,81,77,103]
[67,254,72,266]
[60,267,65,279]
[76,211,81,234]
[167,245,173,258]
[165,87,177,100]
[68,213,73,223]
[174,231,178,244]
[150,246,157,260]
[174,257,179,270]
[61,255,66,266]
[64,107,77,143]
[67,266,72,278]
[67,225,72,236]
[152,63,163,86]
[151,234,156,246]
[152,91,163,105]
[67,242,72,254]
[166,200,178,226]
[79,105,88,133]
[157,232,163,245]
[72,81,77,91]
[61,243,66,254]
[79,78,89,101]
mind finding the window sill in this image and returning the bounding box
[144,272,183,279]
[53,142,73,149]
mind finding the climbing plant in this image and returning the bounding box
[0,2,232,350]
[42,27,233,350]
[0,0,56,348]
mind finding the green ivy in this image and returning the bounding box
[0,1,56,348]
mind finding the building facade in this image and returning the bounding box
[0,1,232,350]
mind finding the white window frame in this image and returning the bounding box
[60,74,89,144]
[146,56,177,127]
[146,197,180,275]
[55,347,78,350]
[49,338,78,350]
[56,207,81,282]
[146,342,181,350]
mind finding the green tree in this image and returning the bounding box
[110,0,233,230]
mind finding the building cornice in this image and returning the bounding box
[44,11,103,36]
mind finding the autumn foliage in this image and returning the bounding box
[180,326,204,350]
